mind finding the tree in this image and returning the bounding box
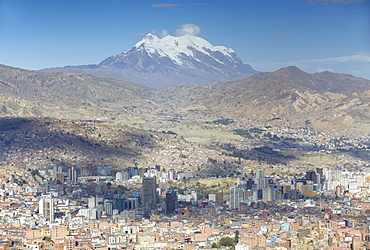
[220,237,235,247]
[43,236,54,242]
[211,242,219,248]
[234,230,240,243]
[250,170,255,177]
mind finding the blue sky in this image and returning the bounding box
[0,0,369,79]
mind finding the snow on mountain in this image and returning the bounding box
[99,33,252,73]
[124,33,237,66]
[42,33,258,88]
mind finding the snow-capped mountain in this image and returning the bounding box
[42,33,258,88]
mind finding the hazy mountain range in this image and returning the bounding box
[41,33,258,88]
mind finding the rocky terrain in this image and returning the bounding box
[1,63,370,174]
[1,64,370,139]
[154,66,370,137]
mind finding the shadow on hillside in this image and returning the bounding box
[220,144,296,165]
[339,148,370,162]
[220,137,370,165]
[0,117,157,171]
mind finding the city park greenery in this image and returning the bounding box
[211,230,240,249]
[168,177,240,200]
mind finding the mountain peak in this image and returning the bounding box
[143,33,159,40]
[114,33,243,69]
[275,66,305,74]
[45,33,258,88]
[272,66,312,79]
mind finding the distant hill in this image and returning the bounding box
[1,64,370,137]
[157,66,370,136]
[0,64,153,118]
[41,33,257,89]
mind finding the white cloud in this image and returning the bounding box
[174,24,202,37]
[316,67,335,72]
[148,24,203,38]
[300,54,370,63]
[161,29,169,37]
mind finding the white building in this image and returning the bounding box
[39,195,54,222]
[229,186,244,210]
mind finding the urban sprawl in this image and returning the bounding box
[0,118,370,249]
[0,164,370,249]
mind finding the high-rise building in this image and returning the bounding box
[209,191,224,206]
[89,208,98,220]
[229,186,244,210]
[131,167,139,177]
[57,173,64,183]
[68,166,77,183]
[115,198,127,212]
[142,176,157,217]
[215,191,224,206]
[104,200,113,216]
[52,166,58,179]
[316,168,323,176]
[39,196,54,222]
[165,189,178,215]
[256,170,265,179]
[138,168,145,177]
[115,172,123,181]
[262,187,273,202]
[126,198,138,210]
[145,168,157,178]
[305,170,318,184]
[255,170,268,189]
[167,169,177,180]
[333,169,342,182]
[246,178,254,190]
[208,193,216,202]
[253,189,263,201]
[88,197,96,208]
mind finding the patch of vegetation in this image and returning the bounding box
[263,132,280,141]
[229,146,295,164]
[212,230,240,249]
[271,117,282,121]
[212,118,234,126]
[43,236,54,242]
[169,177,239,199]
[220,236,235,247]
[234,230,240,243]
[233,129,253,139]
[249,127,266,134]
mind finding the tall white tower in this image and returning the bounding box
[229,186,244,210]
[39,196,54,222]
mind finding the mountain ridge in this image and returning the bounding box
[41,33,257,88]
[2,64,370,137]
[0,64,154,118]
[150,66,370,136]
